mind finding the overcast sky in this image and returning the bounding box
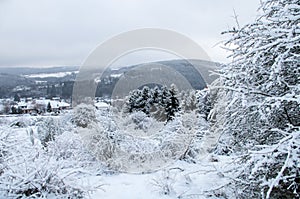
[0,0,261,68]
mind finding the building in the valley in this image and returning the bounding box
[94,101,109,110]
[16,98,71,114]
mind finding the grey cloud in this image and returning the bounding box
[0,0,260,67]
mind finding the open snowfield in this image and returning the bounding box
[91,158,233,199]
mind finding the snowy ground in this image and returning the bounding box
[0,112,235,199]
[91,157,233,199]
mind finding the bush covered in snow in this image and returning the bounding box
[0,113,104,199]
[36,117,63,148]
[76,109,196,173]
[72,104,97,128]
[123,111,156,132]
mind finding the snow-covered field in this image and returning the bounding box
[0,109,235,199]
[91,157,233,199]
[23,71,78,78]
[92,155,236,199]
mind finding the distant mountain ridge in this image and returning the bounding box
[0,73,34,87]
[0,59,220,98]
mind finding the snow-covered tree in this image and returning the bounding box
[165,84,180,121]
[180,90,199,113]
[125,89,142,113]
[214,0,300,198]
[152,86,161,104]
[124,85,181,122]
[197,88,212,120]
[136,86,151,115]
[159,85,170,108]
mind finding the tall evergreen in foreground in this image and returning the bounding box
[215,0,300,198]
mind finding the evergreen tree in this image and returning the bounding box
[165,84,180,121]
[197,89,211,120]
[11,106,17,114]
[133,86,150,115]
[180,90,200,113]
[125,89,141,113]
[159,85,170,108]
[47,102,52,113]
[152,86,161,104]
[150,86,165,121]
[124,85,181,122]
[125,86,152,115]
[13,93,20,102]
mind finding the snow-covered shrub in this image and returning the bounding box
[0,128,10,174]
[36,117,63,148]
[151,170,177,196]
[72,104,97,128]
[78,122,115,165]
[124,111,155,132]
[0,128,97,198]
[10,115,33,128]
[47,131,98,170]
[2,156,87,198]
[78,110,193,173]
[10,120,27,128]
[180,113,211,162]
[59,111,75,132]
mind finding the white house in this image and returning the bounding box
[94,101,109,110]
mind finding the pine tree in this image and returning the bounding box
[152,86,160,104]
[139,86,151,115]
[197,89,211,120]
[124,85,181,122]
[165,84,180,121]
[125,90,138,113]
[181,90,200,113]
[47,102,52,113]
[11,106,17,114]
[159,85,170,108]
[14,94,20,102]
[150,86,165,121]
[126,89,142,113]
